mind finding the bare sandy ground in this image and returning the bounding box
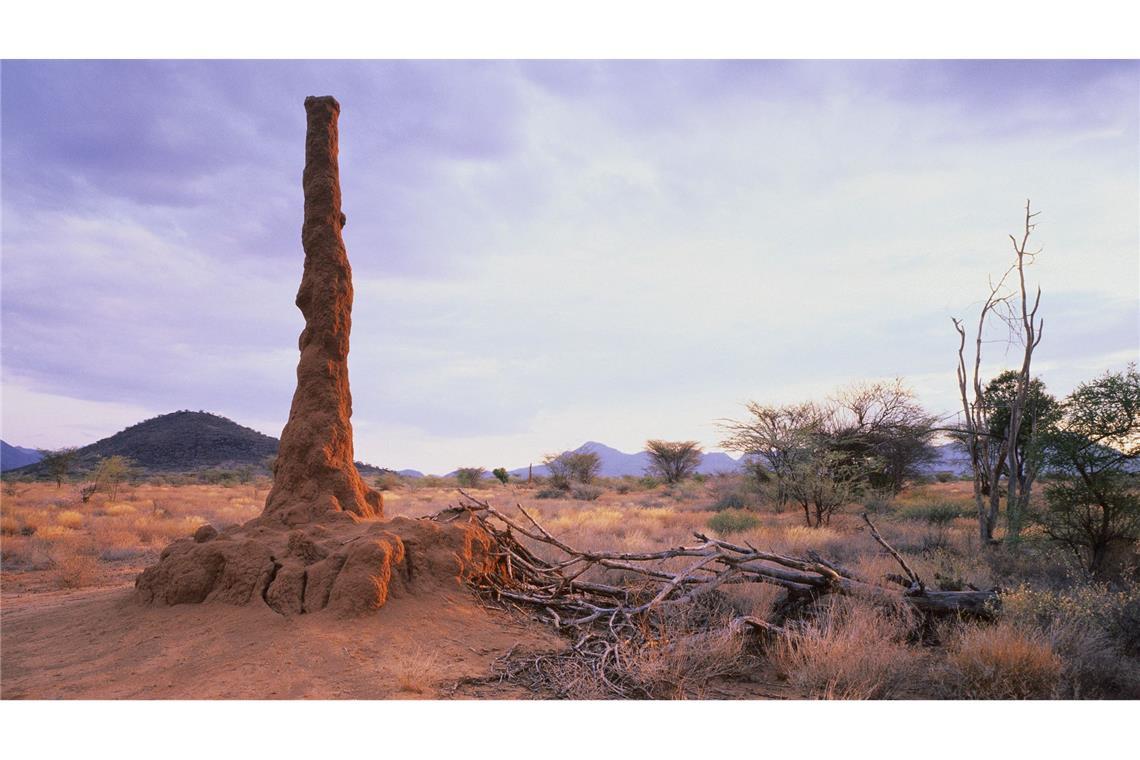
[1,581,564,699]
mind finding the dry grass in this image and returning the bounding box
[940,621,1061,699]
[390,646,444,695]
[3,476,1137,699]
[768,596,922,699]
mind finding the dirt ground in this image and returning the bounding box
[1,580,569,699]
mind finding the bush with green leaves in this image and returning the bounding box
[1036,365,1140,575]
[898,501,967,526]
[707,509,761,535]
[644,439,703,484]
[543,450,602,489]
[491,467,510,485]
[571,483,604,501]
[455,467,486,488]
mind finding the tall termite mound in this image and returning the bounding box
[263,95,383,526]
[135,97,499,615]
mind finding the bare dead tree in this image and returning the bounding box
[1001,202,1045,540]
[953,200,1044,544]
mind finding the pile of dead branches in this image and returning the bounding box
[428,491,997,697]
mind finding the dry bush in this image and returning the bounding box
[538,600,754,699]
[56,509,85,529]
[1048,620,1140,699]
[1,515,20,535]
[620,622,748,699]
[103,502,137,517]
[940,621,1061,699]
[769,596,921,699]
[35,525,72,540]
[47,545,104,589]
[0,535,52,570]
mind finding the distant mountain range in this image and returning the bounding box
[4,410,977,481]
[495,441,745,480]
[1,440,43,471]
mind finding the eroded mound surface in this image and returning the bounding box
[135,516,499,616]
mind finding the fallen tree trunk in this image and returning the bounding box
[430,493,999,697]
[428,493,999,624]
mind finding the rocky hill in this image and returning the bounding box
[14,411,278,475]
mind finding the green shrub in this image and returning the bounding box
[571,483,604,501]
[455,467,486,488]
[491,467,510,485]
[707,509,761,535]
[899,501,966,525]
[710,492,747,512]
[373,472,403,491]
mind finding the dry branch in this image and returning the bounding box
[432,491,997,620]
[430,492,999,696]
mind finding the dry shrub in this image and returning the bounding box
[36,525,72,540]
[56,509,85,529]
[769,596,920,699]
[1048,621,1140,699]
[941,622,1061,699]
[103,502,136,517]
[0,535,52,570]
[1,515,20,535]
[48,547,103,589]
[620,621,748,699]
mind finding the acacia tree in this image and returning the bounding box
[1038,366,1140,574]
[644,440,703,484]
[719,401,826,509]
[953,201,1045,543]
[543,450,602,489]
[80,455,135,502]
[38,447,78,488]
[829,379,938,494]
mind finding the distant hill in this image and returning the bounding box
[506,441,742,479]
[16,411,280,475]
[1,440,43,471]
[8,411,401,480]
[919,443,973,477]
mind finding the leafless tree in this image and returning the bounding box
[953,200,1044,543]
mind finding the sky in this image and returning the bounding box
[1,60,1137,474]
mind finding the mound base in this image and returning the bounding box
[136,516,499,616]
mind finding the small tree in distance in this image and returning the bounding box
[644,440,703,484]
[39,447,79,488]
[492,467,510,485]
[456,467,486,488]
[544,450,602,490]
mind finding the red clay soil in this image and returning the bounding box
[1,579,564,699]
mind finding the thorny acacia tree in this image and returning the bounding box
[1038,366,1140,574]
[953,201,1045,544]
[544,449,602,489]
[719,381,936,525]
[829,379,939,494]
[644,440,704,484]
[38,447,78,488]
[719,401,824,510]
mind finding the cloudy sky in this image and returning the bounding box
[1,60,1137,473]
